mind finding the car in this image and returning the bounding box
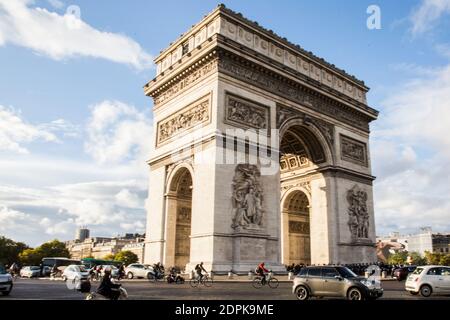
[124,263,152,279]
[20,266,41,278]
[62,264,90,282]
[0,266,13,296]
[393,266,416,281]
[405,265,450,297]
[292,266,383,300]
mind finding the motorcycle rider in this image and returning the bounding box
[96,267,121,300]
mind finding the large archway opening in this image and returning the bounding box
[279,123,328,266]
[165,167,193,269]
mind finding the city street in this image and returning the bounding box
[2,278,449,300]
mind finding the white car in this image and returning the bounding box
[124,263,152,279]
[100,265,120,278]
[0,266,13,296]
[20,266,41,278]
[405,265,450,297]
[62,264,90,282]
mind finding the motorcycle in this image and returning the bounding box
[85,278,128,300]
[166,273,185,284]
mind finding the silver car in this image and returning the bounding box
[124,263,152,279]
[0,266,13,296]
[292,266,383,300]
[405,265,450,297]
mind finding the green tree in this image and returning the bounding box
[102,254,116,261]
[408,252,427,265]
[35,239,70,258]
[439,254,450,266]
[114,251,138,265]
[18,248,41,265]
[0,236,29,266]
[18,239,69,266]
[387,251,408,265]
[424,251,441,265]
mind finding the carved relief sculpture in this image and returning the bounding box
[340,134,367,166]
[231,164,264,230]
[225,93,269,130]
[157,95,210,144]
[347,185,369,240]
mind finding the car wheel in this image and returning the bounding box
[409,291,419,295]
[127,272,134,279]
[2,291,11,296]
[295,286,309,301]
[146,272,153,280]
[347,287,363,300]
[420,285,432,297]
[62,275,67,282]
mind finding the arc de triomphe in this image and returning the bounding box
[143,5,379,272]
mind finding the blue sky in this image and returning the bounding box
[1,0,450,246]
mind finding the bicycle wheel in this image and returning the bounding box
[189,278,199,288]
[268,278,279,289]
[252,277,263,289]
[203,276,212,287]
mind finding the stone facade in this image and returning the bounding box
[66,234,145,263]
[143,5,379,272]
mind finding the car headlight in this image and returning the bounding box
[360,279,375,288]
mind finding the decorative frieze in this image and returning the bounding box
[225,93,270,130]
[157,94,210,145]
[340,134,367,166]
[218,53,370,132]
[289,221,310,234]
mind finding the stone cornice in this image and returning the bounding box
[217,49,376,132]
[145,46,377,132]
[153,4,367,91]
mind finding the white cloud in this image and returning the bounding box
[115,189,142,208]
[85,100,153,165]
[410,0,450,35]
[0,0,153,70]
[0,206,29,230]
[372,62,450,235]
[0,105,58,154]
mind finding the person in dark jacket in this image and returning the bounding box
[96,268,121,300]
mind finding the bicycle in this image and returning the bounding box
[189,273,213,288]
[252,273,279,289]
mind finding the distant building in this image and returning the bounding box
[376,227,450,261]
[75,227,90,242]
[407,228,450,255]
[66,233,145,263]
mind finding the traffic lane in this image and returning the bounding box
[2,278,83,300]
[1,278,449,300]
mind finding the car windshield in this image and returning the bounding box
[412,267,424,275]
[337,267,358,278]
[0,266,6,274]
[76,265,88,272]
[30,266,40,270]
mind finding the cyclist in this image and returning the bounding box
[255,262,269,285]
[195,262,207,281]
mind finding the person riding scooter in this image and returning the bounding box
[96,267,121,300]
